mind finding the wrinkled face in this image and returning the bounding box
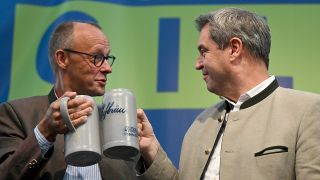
[195,24,231,96]
[64,23,112,96]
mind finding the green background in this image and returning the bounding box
[10,3,320,109]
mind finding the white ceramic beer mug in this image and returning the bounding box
[101,88,139,159]
[60,95,101,166]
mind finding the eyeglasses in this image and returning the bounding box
[63,48,116,67]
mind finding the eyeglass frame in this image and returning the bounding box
[62,48,116,67]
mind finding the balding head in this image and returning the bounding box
[48,21,102,73]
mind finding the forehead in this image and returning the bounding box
[197,24,214,48]
[72,23,110,49]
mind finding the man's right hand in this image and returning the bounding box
[38,91,93,142]
[137,108,160,167]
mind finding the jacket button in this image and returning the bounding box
[205,149,211,155]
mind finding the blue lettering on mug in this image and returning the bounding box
[102,102,126,120]
[124,126,138,137]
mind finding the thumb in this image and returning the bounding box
[137,108,149,123]
[61,91,77,99]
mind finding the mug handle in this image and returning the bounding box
[60,97,76,132]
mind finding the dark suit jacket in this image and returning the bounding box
[0,89,138,179]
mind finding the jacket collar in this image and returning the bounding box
[239,79,279,110]
[48,88,57,104]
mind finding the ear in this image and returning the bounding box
[55,49,68,69]
[229,37,243,61]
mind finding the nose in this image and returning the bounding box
[100,60,112,74]
[195,55,204,70]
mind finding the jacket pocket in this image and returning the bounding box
[254,145,291,179]
[254,145,288,157]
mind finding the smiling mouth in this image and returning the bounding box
[202,73,208,79]
[203,76,207,81]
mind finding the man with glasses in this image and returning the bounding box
[0,21,137,179]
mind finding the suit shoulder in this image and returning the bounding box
[195,101,224,122]
[277,87,320,101]
[1,95,49,109]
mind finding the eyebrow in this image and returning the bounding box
[93,49,111,55]
[197,44,206,51]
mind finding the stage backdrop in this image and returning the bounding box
[1,0,320,167]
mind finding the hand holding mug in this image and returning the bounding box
[137,108,160,166]
[38,92,93,142]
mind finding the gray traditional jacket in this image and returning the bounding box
[140,80,320,180]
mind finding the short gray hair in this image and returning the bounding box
[48,21,102,73]
[195,7,271,68]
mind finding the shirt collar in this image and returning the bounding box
[221,75,276,111]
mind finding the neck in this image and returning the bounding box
[224,60,269,102]
[54,71,69,98]
[54,81,63,98]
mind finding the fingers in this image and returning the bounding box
[51,93,93,130]
[68,108,91,122]
[53,111,88,134]
[137,108,148,123]
[39,92,95,141]
[137,121,143,140]
[70,115,88,128]
[68,97,93,112]
[64,97,93,129]
[68,101,93,120]
[137,108,155,137]
[136,108,159,165]
[137,108,146,136]
[61,91,77,99]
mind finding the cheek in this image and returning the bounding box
[74,66,98,82]
[90,67,101,75]
[203,58,217,72]
[84,65,100,75]
[205,60,225,78]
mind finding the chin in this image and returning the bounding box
[206,84,218,94]
[94,91,105,96]
[85,89,105,97]
[207,87,215,93]
[96,89,106,96]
